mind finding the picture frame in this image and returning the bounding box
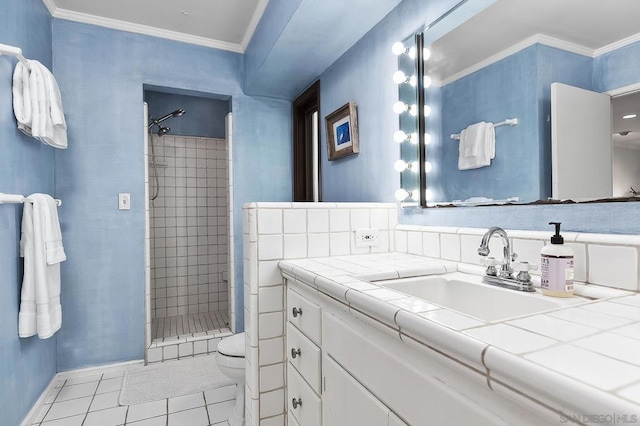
[325,102,359,161]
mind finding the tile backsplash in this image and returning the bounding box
[394,225,640,291]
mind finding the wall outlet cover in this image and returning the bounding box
[354,228,380,247]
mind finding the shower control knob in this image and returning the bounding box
[292,307,303,317]
[291,348,301,359]
[292,398,302,409]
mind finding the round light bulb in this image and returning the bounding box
[423,75,432,88]
[409,161,419,172]
[408,47,417,59]
[424,133,432,145]
[393,101,407,114]
[409,104,418,116]
[410,133,419,144]
[393,130,407,143]
[423,48,431,61]
[424,105,431,117]
[394,188,409,201]
[393,70,406,84]
[425,189,434,200]
[394,160,408,172]
[409,75,417,87]
[424,162,433,173]
[392,42,406,56]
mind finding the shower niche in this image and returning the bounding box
[144,89,234,363]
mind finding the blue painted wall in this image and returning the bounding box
[594,40,640,93]
[52,19,291,370]
[0,1,57,424]
[144,91,230,139]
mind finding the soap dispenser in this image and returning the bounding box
[540,222,574,297]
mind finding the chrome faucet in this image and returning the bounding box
[478,227,536,292]
[478,227,515,278]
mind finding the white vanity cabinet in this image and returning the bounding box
[284,279,557,426]
[323,354,407,426]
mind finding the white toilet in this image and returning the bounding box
[216,332,246,426]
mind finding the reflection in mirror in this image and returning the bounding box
[417,0,640,206]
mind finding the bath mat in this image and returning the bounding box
[119,355,234,405]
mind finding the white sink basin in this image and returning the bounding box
[376,272,586,322]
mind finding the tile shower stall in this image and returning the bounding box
[145,133,233,363]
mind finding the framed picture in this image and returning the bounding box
[325,102,359,161]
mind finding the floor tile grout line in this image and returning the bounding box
[81,373,104,426]
[203,391,211,425]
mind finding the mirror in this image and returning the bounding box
[416,0,640,206]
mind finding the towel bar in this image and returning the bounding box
[0,43,31,70]
[451,118,518,140]
[0,193,61,206]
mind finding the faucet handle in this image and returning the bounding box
[513,261,538,272]
[481,256,501,276]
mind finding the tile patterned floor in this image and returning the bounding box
[152,311,229,342]
[31,364,235,425]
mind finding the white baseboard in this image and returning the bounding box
[20,359,144,426]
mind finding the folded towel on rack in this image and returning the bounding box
[458,121,495,170]
[19,194,65,339]
[12,62,33,136]
[14,60,68,149]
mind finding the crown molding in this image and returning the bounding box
[595,31,640,57]
[440,34,594,86]
[241,0,269,52]
[41,0,57,16]
[53,8,244,53]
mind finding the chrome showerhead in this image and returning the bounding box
[148,108,186,129]
[172,109,186,117]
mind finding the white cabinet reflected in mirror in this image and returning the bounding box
[418,0,640,206]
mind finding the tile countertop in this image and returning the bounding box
[278,253,640,420]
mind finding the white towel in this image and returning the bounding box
[12,62,33,136]
[458,121,495,170]
[19,194,65,339]
[16,60,68,149]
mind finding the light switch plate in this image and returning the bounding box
[118,193,131,210]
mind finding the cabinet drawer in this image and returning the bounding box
[288,288,322,344]
[288,365,322,426]
[287,323,322,394]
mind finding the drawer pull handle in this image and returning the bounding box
[291,348,301,358]
[292,398,303,409]
[292,307,303,317]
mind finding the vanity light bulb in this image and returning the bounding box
[394,188,410,201]
[409,104,418,116]
[410,133,419,144]
[393,70,407,84]
[394,160,408,172]
[424,133,432,145]
[425,189,434,200]
[393,101,408,114]
[409,75,417,87]
[392,42,406,56]
[393,130,407,143]
[423,75,432,88]
[424,162,433,173]
[408,47,417,59]
[424,105,431,117]
[423,48,431,61]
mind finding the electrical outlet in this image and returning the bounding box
[354,228,380,247]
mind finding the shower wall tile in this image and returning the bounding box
[150,136,230,319]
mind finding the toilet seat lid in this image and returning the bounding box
[218,333,245,357]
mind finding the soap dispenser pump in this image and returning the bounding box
[540,222,574,297]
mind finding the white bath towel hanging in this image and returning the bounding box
[12,62,33,136]
[458,121,495,170]
[19,194,65,339]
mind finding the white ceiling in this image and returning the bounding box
[428,0,640,84]
[43,0,267,52]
